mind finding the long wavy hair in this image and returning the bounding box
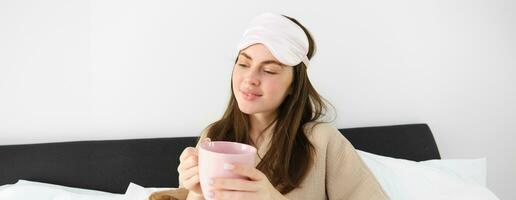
[204,15,329,194]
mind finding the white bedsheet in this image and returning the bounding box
[0,180,125,200]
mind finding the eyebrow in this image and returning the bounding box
[239,52,285,67]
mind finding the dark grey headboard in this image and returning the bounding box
[0,123,439,194]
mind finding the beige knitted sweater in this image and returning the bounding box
[152,122,390,200]
[272,122,389,199]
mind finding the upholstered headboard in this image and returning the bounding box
[0,123,439,194]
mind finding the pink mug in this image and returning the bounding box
[198,140,257,200]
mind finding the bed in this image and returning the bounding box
[0,123,440,194]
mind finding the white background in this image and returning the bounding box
[0,0,514,199]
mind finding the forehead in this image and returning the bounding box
[239,43,280,63]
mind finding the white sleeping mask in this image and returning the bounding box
[237,13,310,67]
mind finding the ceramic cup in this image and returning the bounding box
[198,140,257,200]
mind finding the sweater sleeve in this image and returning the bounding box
[322,124,390,200]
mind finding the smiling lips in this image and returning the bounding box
[241,90,262,101]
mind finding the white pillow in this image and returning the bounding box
[0,180,124,200]
[357,150,500,200]
[419,158,487,186]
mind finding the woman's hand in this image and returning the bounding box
[177,138,211,196]
[210,163,288,200]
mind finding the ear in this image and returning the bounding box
[287,87,293,95]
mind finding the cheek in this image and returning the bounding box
[232,72,245,98]
[263,80,290,98]
[232,70,241,88]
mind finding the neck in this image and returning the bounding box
[249,112,276,146]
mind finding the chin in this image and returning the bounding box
[236,100,266,115]
[237,105,259,115]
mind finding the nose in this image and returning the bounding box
[243,69,261,86]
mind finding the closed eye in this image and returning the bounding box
[238,64,277,74]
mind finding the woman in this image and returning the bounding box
[177,13,390,200]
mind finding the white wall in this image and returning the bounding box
[0,0,514,199]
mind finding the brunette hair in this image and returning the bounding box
[204,15,330,194]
